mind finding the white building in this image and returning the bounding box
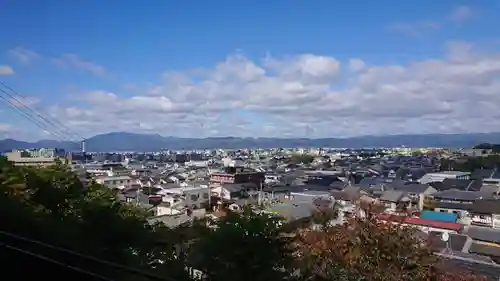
[95,175,133,189]
[419,171,471,184]
[157,186,210,209]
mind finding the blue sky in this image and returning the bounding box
[0,0,499,140]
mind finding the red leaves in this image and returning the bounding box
[294,216,485,281]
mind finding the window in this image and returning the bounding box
[203,193,209,199]
[191,194,198,201]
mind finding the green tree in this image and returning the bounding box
[190,210,295,281]
[290,154,315,165]
[412,151,424,157]
[0,157,190,280]
[440,155,500,172]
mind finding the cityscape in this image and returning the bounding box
[3,142,500,279]
[1,1,500,280]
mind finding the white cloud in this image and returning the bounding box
[388,21,440,37]
[348,58,366,72]
[0,123,10,132]
[449,6,474,22]
[0,65,14,75]
[9,96,40,107]
[40,41,500,138]
[53,54,106,76]
[8,47,41,64]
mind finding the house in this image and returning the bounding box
[358,177,388,189]
[437,252,500,281]
[331,185,362,205]
[471,168,496,181]
[427,231,470,252]
[288,190,333,204]
[465,226,500,245]
[264,201,314,229]
[419,171,471,184]
[392,167,428,181]
[95,175,133,189]
[147,209,207,228]
[378,213,464,234]
[464,226,500,263]
[391,181,436,210]
[304,171,342,186]
[330,185,361,220]
[378,190,411,212]
[212,182,257,201]
[431,190,491,218]
[470,199,500,228]
[420,210,458,223]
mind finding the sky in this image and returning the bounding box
[0,0,500,141]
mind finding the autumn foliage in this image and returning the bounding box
[294,216,486,281]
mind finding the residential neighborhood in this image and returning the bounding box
[5,146,500,278]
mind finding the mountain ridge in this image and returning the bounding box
[1,131,500,152]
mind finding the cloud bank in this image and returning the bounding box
[31,41,499,139]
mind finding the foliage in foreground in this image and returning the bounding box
[295,216,486,281]
[0,157,489,280]
[0,157,189,280]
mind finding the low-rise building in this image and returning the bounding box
[6,149,67,167]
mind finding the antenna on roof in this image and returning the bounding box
[441,232,453,255]
[441,231,449,242]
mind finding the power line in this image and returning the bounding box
[0,242,114,280]
[0,81,85,141]
[0,82,82,142]
[0,88,69,141]
[0,230,179,281]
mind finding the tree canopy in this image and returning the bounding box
[191,209,295,281]
[473,143,500,153]
[290,154,315,165]
[0,157,189,280]
[294,216,486,281]
[439,155,500,172]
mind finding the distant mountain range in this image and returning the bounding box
[1,132,500,152]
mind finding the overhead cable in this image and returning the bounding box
[0,242,114,280]
[0,83,81,142]
[0,230,178,281]
[0,81,85,141]
[0,88,69,141]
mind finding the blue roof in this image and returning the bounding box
[420,210,457,222]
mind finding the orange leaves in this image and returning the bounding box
[293,216,488,280]
[295,217,436,281]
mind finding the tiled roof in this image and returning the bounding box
[378,214,463,232]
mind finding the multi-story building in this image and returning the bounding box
[5,148,67,167]
[209,166,265,188]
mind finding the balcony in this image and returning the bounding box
[471,215,493,227]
